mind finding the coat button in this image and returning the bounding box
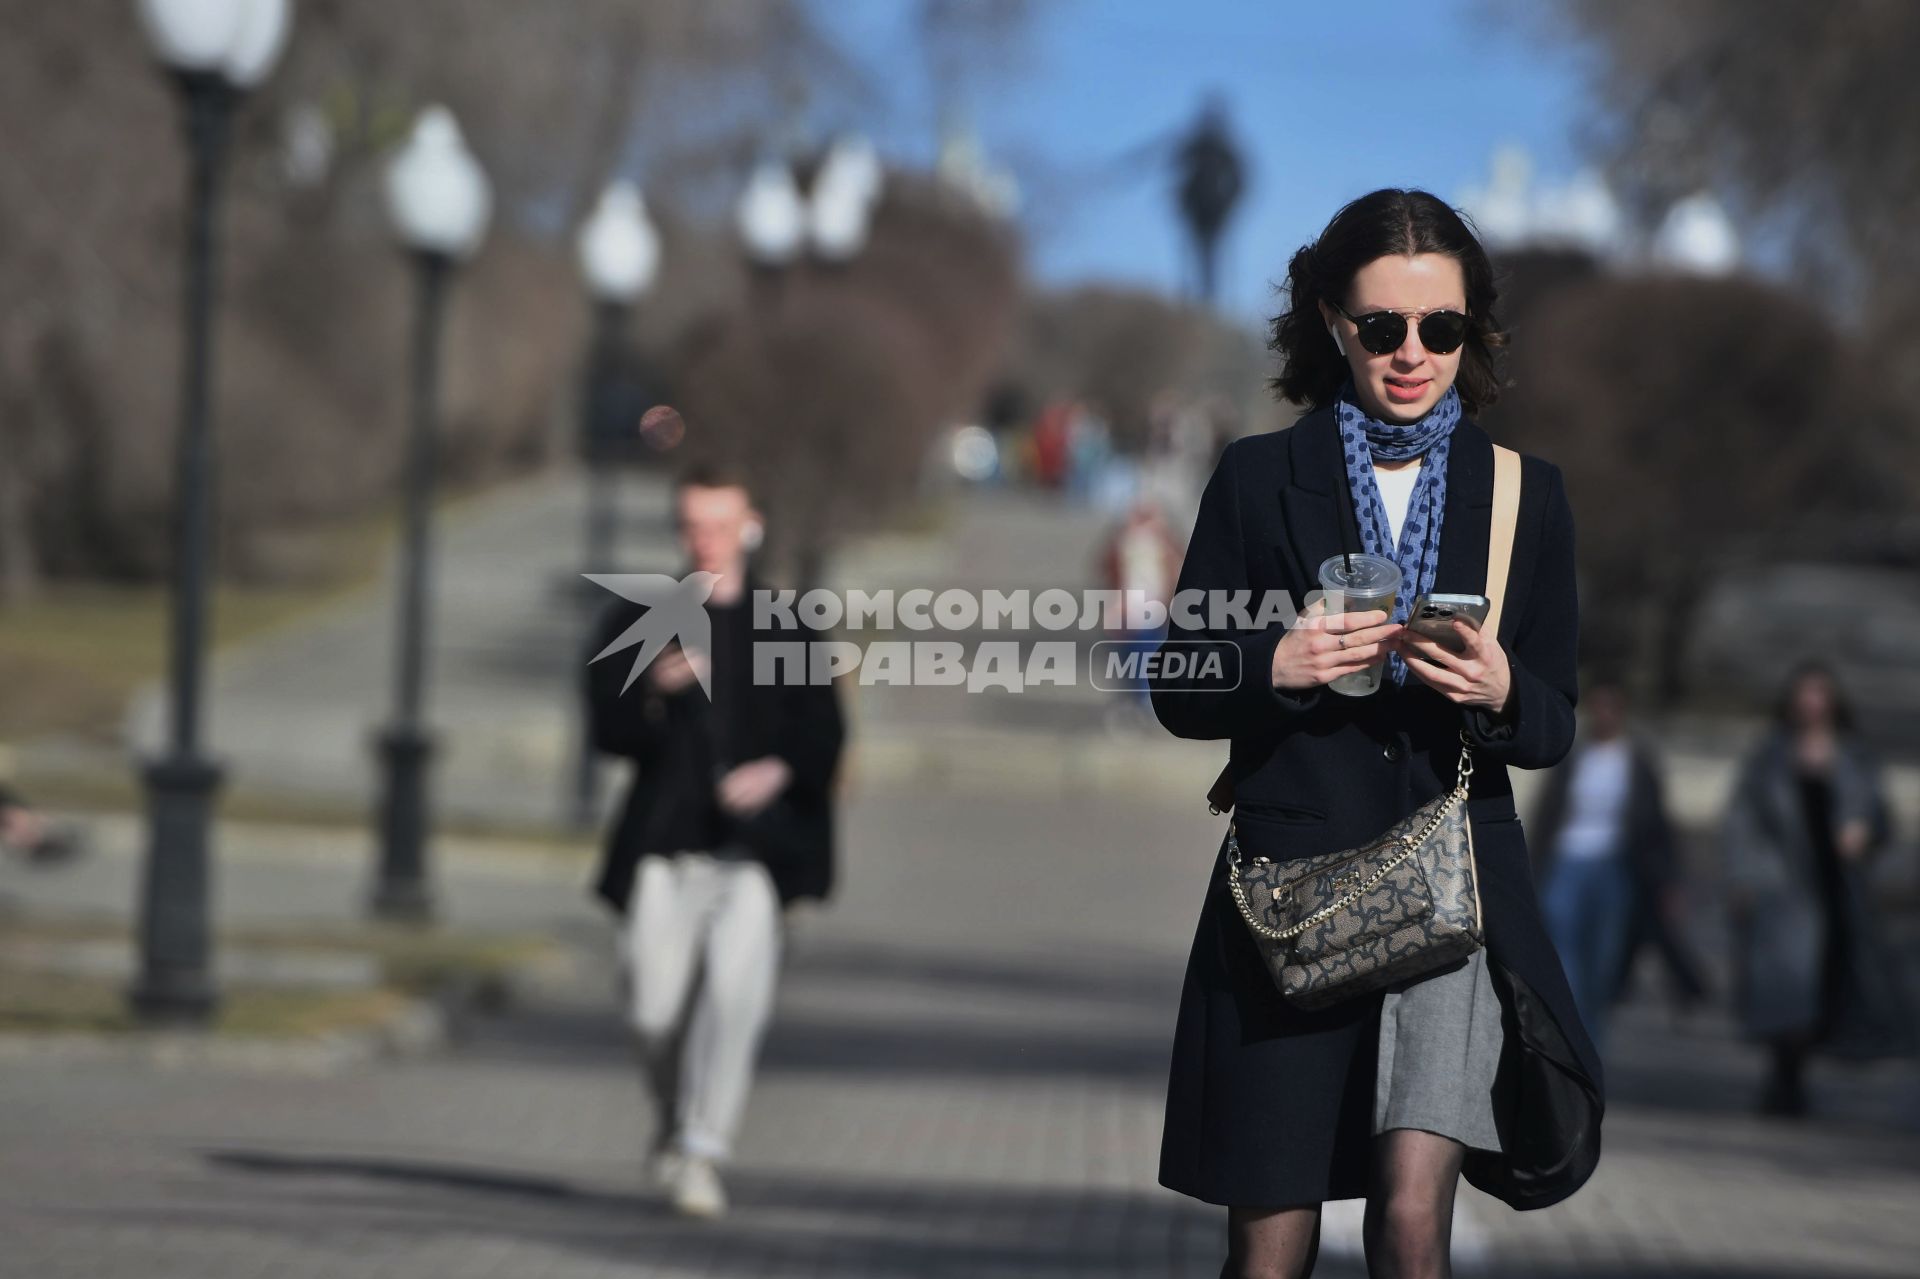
[1382,740,1404,762]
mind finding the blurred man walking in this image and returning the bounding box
[584,464,845,1217]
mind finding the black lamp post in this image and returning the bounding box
[732,137,883,591]
[735,157,808,312]
[368,106,492,921]
[130,0,292,1025]
[574,183,661,578]
[566,182,661,829]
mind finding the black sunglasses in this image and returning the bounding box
[1333,302,1470,356]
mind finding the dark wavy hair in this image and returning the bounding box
[1772,657,1857,734]
[1270,188,1507,414]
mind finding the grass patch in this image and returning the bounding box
[253,924,558,997]
[0,535,388,744]
[0,967,414,1038]
[13,765,600,859]
[0,919,561,1038]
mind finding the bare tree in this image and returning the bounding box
[1007,285,1277,452]
[0,0,863,595]
[1486,269,1901,703]
[1534,1,1920,407]
[670,176,1024,587]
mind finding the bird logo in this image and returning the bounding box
[583,571,724,698]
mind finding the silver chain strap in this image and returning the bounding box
[1227,730,1475,944]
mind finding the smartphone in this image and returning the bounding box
[1406,593,1490,654]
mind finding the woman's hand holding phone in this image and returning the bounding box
[1391,614,1514,715]
[1272,597,1403,690]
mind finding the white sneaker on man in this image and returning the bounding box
[671,1156,728,1218]
[646,1144,686,1190]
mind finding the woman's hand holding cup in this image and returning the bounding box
[1272,597,1403,691]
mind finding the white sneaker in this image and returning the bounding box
[646,1145,686,1190]
[671,1156,728,1219]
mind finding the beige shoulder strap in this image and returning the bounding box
[1484,444,1522,642]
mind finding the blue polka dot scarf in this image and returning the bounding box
[1333,380,1461,688]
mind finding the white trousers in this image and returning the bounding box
[621,851,782,1162]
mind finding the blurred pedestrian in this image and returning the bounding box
[0,781,47,856]
[0,780,81,865]
[1136,393,1211,534]
[1099,496,1182,728]
[1152,188,1601,1279]
[1030,400,1073,489]
[1530,677,1698,1054]
[584,464,845,1217]
[1067,401,1114,501]
[1722,659,1916,1117]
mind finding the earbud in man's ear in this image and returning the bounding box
[741,519,764,552]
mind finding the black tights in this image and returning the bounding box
[1221,1130,1466,1279]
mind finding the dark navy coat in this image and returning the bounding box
[1150,405,1603,1211]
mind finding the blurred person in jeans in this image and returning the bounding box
[1722,659,1915,1116]
[1530,676,1682,1055]
[585,464,845,1217]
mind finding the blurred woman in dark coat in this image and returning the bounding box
[1722,660,1916,1116]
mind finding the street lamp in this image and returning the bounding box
[807,136,882,262]
[1651,193,1740,276]
[575,182,661,502]
[734,137,883,297]
[568,180,660,828]
[369,105,491,920]
[732,137,883,591]
[736,159,807,270]
[130,0,292,1026]
[579,181,662,307]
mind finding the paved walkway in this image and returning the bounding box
[5,779,1920,1277]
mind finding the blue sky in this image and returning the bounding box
[815,0,1602,326]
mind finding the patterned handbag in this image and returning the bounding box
[1215,442,1521,1010]
[1226,731,1482,1009]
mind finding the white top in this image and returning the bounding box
[1373,459,1423,549]
[1556,738,1633,862]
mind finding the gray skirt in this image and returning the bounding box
[1374,947,1505,1152]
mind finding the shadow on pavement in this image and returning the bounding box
[196,1147,1225,1278]
[450,935,1181,1086]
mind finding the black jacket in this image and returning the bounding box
[584,570,846,912]
[1150,406,1603,1212]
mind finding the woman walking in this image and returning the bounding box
[1151,189,1602,1279]
[1723,660,1915,1117]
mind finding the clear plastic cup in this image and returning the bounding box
[1317,553,1402,697]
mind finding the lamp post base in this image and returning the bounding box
[130,754,225,1025]
[370,725,437,923]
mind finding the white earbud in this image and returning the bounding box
[741,519,764,552]
[1326,320,1347,358]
